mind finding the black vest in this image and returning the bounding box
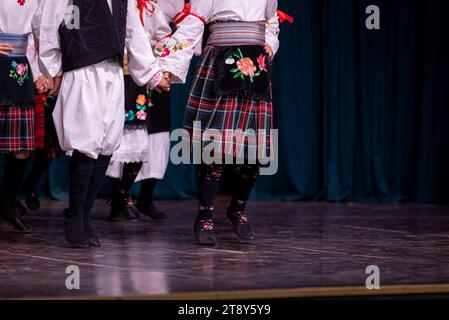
[59,0,127,72]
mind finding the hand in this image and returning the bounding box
[35,75,53,94]
[49,76,62,96]
[0,42,13,56]
[157,76,171,93]
[264,43,273,58]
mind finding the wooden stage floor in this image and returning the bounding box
[0,199,449,299]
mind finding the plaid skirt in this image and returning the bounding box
[31,95,62,161]
[33,93,46,150]
[0,56,37,153]
[0,105,35,152]
[184,46,273,160]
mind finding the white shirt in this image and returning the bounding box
[160,0,280,83]
[0,0,41,81]
[37,0,161,87]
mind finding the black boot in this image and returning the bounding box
[194,164,223,246]
[83,154,112,247]
[0,155,31,232]
[227,205,255,240]
[22,159,51,211]
[108,162,142,222]
[1,191,31,232]
[16,200,28,216]
[226,164,259,240]
[65,151,95,248]
[109,190,139,222]
[137,178,167,220]
[194,207,217,246]
[108,175,139,222]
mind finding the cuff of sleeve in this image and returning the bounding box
[32,72,41,83]
[148,71,163,90]
[161,64,187,84]
[266,39,280,57]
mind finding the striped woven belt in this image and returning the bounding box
[0,33,28,57]
[207,21,265,47]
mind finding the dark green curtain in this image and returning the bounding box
[1,0,448,204]
[258,0,449,204]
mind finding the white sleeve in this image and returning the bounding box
[265,0,280,56]
[126,0,162,89]
[145,2,173,45]
[157,0,185,23]
[38,0,69,78]
[27,33,41,82]
[159,0,214,84]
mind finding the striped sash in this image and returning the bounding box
[0,33,28,57]
[207,21,265,47]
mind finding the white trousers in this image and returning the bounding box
[53,60,125,159]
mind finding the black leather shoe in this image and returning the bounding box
[1,198,32,233]
[24,190,40,211]
[108,194,139,222]
[227,210,255,240]
[137,201,167,220]
[2,214,32,232]
[194,219,217,246]
[64,218,89,249]
[86,227,101,248]
[16,200,28,216]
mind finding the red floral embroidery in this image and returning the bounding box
[257,54,268,72]
[18,0,26,6]
[237,57,257,78]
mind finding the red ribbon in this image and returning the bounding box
[277,10,294,24]
[173,3,206,27]
[137,0,155,27]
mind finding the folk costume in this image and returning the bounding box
[19,3,62,213]
[0,0,42,232]
[106,0,177,222]
[160,0,281,245]
[38,0,164,248]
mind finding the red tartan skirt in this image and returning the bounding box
[184,46,273,159]
[0,97,45,153]
[31,95,62,161]
[33,93,46,150]
[0,55,43,153]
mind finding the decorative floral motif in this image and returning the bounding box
[146,88,154,108]
[136,110,147,121]
[225,57,235,65]
[125,110,136,122]
[9,61,30,86]
[237,57,257,78]
[257,54,268,72]
[198,219,214,231]
[155,39,195,58]
[232,212,249,224]
[136,94,146,106]
[125,94,148,122]
[18,0,26,6]
[228,49,268,83]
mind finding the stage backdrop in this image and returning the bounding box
[1,0,448,204]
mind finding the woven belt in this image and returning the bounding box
[207,21,266,47]
[0,33,28,57]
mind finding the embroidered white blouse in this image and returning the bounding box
[0,0,41,81]
[37,0,161,87]
[160,0,281,83]
[140,1,173,49]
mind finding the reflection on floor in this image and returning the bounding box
[0,199,449,299]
